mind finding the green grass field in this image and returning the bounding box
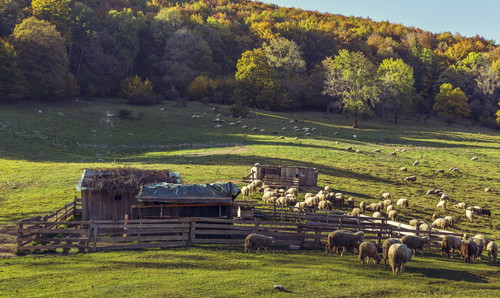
[0,98,499,296]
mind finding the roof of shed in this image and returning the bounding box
[77,168,181,192]
[137,182,240,203]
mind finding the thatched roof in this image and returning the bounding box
[77,167,180,193]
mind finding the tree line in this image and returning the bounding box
[1,0,499,127]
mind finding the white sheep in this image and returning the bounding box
[358,242,381,264]
[466,209,474,222]
[413,160,419,166]
[404,176,417,182]
[450,167,460,172]
[388,210,398,221]
[454,202,466,209]
[381,192,391,200]
[396,198,409,209]
[444,215,454,227]
[359,201,366,212]
[436,169,445,174]
[388,244,413,274]
[374,149,381,153]
[351,208,362,217]
[318,200,332,210]
[432,218,449,230]
[426,189,435,195]
[399,167,407,172]
[437,200,447,209]
[244,233,274,253]
[386,205,395,214]
[346,147,353,151]
[382,238,401,267]
[286,187,298,197]
[471,156,478,161]
[241,186,249,198]
[487,241,498,263]
[440,193,450,201]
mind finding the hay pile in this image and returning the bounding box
[81,167,177,192]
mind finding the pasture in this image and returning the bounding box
[0,98,499,296]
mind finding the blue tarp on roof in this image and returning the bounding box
[137,182,240,202]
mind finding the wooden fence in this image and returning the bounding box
[17,215,463,254]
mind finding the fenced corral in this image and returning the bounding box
[17,200,464,254]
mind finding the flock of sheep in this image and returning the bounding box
[240,182,496,274]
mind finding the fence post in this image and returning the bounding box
[339,216,343,229]
[188,221,196,246]
[92,222,98,253]
[254,218,260,232]
[17,221,24,252]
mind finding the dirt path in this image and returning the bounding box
[0,224,17,258]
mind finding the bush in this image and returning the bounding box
[127,91,159,106]
[228,101,249,117]
[118,109,134,120]
[120,75,157,105]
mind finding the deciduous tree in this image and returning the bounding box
[433,83,470,125]
[0,39,24,101]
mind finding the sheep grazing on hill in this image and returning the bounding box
[244,233,275,253]
[466,209,474,222]
[388,210,398,221]
[437,200,447,209]
[484,187,492,193]
[367,203,378,212]
[454,202,466,209]
[426,189,435,195]
[404,176,417,182]
[467,206,483,216]
[487,241,498,263]
[374,149,381,153]
[241,186,250,198]
[351,208,362,217]
[396,198,409,209]
[413,160,420,166]
[441,235,463,258]
[481,208,492,217]
[436,169,445,174]
[471,236,486,260]
[359,201,367,212]
[419,223,430,231]
[382,238,401,267]
[431,214,442,222]
[372,211,382,218]
[347,197,355,207]
[381,192,391,200]
[399,167,408,172]
[377,201,384,212]
[432,218,449,230]
[444,216,454,227]
[409,219,421,229]
[386,204,395,213]
[383,198,392,208]
[471,156,478,161]
[388,244,413,274]
[440,193,450,201]
[358,242,381,265]
[474,234,490,246]
[294,201,307,213]
[388,152,397,156]
[286,187,298,197]
[450,167,460,172]
[400,235,428,256]
[324,186,332,192]
[325,230,364,256]
[346,147,353,151]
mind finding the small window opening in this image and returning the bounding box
[114,194,122,201]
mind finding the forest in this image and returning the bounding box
[1,0,499,127]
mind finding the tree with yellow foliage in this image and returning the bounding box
[433,83,470,125]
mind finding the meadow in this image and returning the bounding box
[0,98,499,296]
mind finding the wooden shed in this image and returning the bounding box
[132,182,241,219]
[248,164,318,189]
[77,168,180,221]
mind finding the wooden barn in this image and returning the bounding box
[132,182,240,219]
[77,168,181,221]
[248,164,318,189]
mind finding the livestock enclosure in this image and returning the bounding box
[17,200,463,254]
[245,164,318,189]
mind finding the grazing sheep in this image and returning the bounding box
[460,239,478,263]
[351,208,362,217]
[437,200,447,209]
[382,238,401,267]
[441,235,463,258]
[471,236,485,260]
[374,149,381,153]
[325,230,364,256]
[324,186,332,192]
[304,193,314,199]
[404,176,417,182]
[381,192,391,200]
[372,211,382,218]
[426,189,435,195]
[440,193,450,201]
[474,234,490,246]
[467,206,483,215]
[401,235,428,256]
[388,244,413,274]
[400,149,406,152]
[377,201,384,212]
[450,167,460,172]
[388,210,398,221]
[487,241,498,263]
[359,201,367,212]
[432,218,449,230]
[318,200,333,210]
[367,203,379,212]
[484,187,491,193]
[419,223,430,231]
[470,156,478,161]
[466,209,474,222]
[346,147,353,151]
[444,216,454,227]
[388,152,397,156]
[409,219,421,229]
[241,186,250,198]
[400,167,408,172]
[293,201,307,212]
[454,202,466,209]
[358,242,381,264]
[347,197,355,207]
[244,234,274,253]
[436,169,445,174]
[432,214,443,222]
[413,160,419,166]
[396,198,409,209]
[481,208,491,217]
[386,204,395,213]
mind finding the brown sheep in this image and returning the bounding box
[244,233,274,253]
[382,238,401,267]
[326,230,364,256]
[400,235,428,256]
[441,235,463,258]
[358,242,381,264]
[388,244,413,274]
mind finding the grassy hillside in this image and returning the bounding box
[0,99,499,296]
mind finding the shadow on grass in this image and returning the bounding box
[411,266,488,283]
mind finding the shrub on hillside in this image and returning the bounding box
[120,75,157,105]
